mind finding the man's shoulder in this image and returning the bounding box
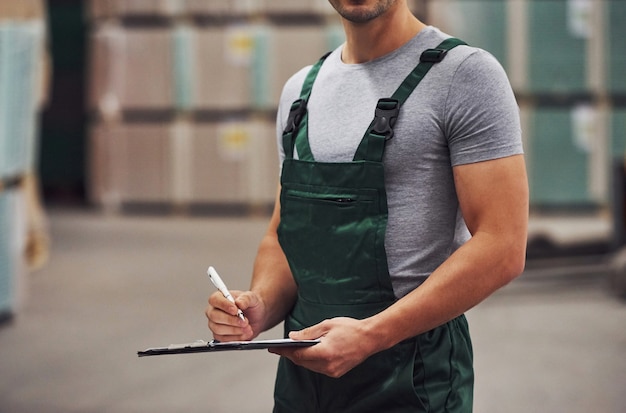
[422,26,502,71]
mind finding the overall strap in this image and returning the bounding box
[282,52,330,160]
[354,38,467,163]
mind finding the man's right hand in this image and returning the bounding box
[205,290,264,342]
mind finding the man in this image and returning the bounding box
[206,1,528,411]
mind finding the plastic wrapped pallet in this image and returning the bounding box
[0,188,27,319]
[172,24,195,111]
[527,0,589,94]
[527,107,599,206]
[607,0,626,93]
[612,109,626,158]
[0,21,44,180]
[428,0,508,70]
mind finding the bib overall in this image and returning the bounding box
[275,38,474,413]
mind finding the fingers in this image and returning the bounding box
[269,340,346,378]
[288,323,326,340]
[205,291,253,341]
[234,290,259,313]
[207,291,242,319]
[269,318,369,378]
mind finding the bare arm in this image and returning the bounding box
[248,185,298,333]
[277,154,528,377]
[206,185,297,340]
[367,154,528,348]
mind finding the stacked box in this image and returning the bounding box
[95,0,626,212]
[193,26,256,110]
[0,22,42,179]
[87,23,123,114]
[612,109,626,158]
[265,26,329,107]
[607,0,626,93]
[122,28,175,109]
[89,123,172,205]
[427,0,508,69]
[190,120,277,204]
[528,107,595,206]
[89,119,279,207]
[88,26,174,112]
[172,24,194,111]
[527,0,588,94]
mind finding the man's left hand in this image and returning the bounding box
[268,317,377,378]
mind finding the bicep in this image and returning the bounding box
[453,154,529,240]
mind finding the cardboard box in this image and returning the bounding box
[266,26,328,107]
[190,122,252,203]
[89,26,175,111]
[88,122,172,205]
[193,26,254,110]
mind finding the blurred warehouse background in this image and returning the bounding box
[1,0,626,412]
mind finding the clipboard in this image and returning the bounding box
[137,338,320,357]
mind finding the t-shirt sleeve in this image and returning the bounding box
[444,49,523,166]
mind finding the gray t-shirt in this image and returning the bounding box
[276,26,523,298]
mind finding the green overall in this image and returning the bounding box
[275,38,474,413]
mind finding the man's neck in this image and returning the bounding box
[340,5,426,64]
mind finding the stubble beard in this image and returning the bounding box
[329,0,397,24]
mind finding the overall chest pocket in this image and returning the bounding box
[278,185,391,305]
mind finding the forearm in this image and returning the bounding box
[366,155,529,353]
[365,230,526,352]
[251,232,297,332]
[250,187,298,333]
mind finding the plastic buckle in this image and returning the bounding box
[284,99,307,134]
[371,98,400,140]
[420,48,448,63]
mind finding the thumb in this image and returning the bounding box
[235,291,259,311]
[288,323,325,340]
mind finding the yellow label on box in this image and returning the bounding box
[225,26,255,67]
[218,124,250,160]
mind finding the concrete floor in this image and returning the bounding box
[1,209,625,413]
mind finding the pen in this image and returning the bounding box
[207,266,245,321]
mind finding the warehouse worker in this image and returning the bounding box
[206,0,528,411]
